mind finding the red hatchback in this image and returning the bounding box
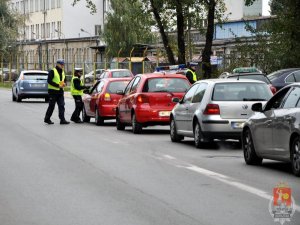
[116,73,191,133]
[82,78,132,125]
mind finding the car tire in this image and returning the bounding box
[116,111,125,130]
[291,136,300,177]
[170,117,183,142]
[12,91,16,102]
[194,121,204,148]
[95,107,104,126]
[85,77,91,83]
[242,129,263,165]
[82,107,90,122]
[132,113,142,134]
[16,94,22,102]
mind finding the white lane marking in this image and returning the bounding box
[161,155,300,212]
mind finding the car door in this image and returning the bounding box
[272,87,300,157]
[174,83,199,134]
[186,83,208,132]
[118,78,135,122]
[253,87,291,155]
[90,81,105,115]
[126,77,141,122]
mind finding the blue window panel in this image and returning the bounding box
[215,21,257,39]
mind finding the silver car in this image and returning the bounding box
[242,83,300,176]
[12,70,49,102]
[170,79,273,148]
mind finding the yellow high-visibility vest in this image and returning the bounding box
[48,68,65,91]
[71,76,84,96]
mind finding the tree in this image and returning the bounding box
[0,0,20,54]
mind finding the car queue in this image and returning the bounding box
[9,65,300,177]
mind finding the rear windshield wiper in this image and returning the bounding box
[242,98,266,101]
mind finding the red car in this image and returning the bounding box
[99,69,134,79]
[116,73,191,133]
[82,77,132,125]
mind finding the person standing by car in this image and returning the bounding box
[70,68,89,123]
[186,62,198,84]
[44,59,70,125]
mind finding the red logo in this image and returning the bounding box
[273,186,292,206]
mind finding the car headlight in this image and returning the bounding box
[20,87,24,90]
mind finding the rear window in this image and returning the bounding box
[213,83,272,101]
[227,75,270,84]
[23,73,48,80]
[107,80,130,93]
[143,78,190,93]
[267,70,288,81]
[111,71,132,78]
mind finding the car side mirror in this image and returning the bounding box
[116,90,124,95]
[251,102,263,112]
[172,97,180,103]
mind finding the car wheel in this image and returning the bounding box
[170,117,183,142]
[194,121,204,148]
[132,113,142,134]
[82,107,90,122]
[95,107,104,126]
[85,77,91,83]
[243,129,263,165]
[12,91,16,102]
[116,111,125,130]
[16,93,22,102]
[291,136,300,177]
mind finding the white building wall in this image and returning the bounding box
[223,0,244,20]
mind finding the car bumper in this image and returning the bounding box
[18,91,49,99]
[100,104,117,118]
[135,107,171,124]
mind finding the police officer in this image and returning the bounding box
[186,62,198,84]
[44,59,70,125]
[70,68,89,123]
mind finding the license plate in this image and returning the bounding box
[231,122,244,129]
[159,111,171,117]
[30,83,44,87]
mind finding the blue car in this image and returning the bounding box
[267,68,300,91]
[12,70,49,102]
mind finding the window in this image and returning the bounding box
[36,24,39,39]
[293,71,300,82]
[192,83,207,103]
[96,81,105,93]
[95,25,102,36]
[124,78,136,95]
[30,0,33,12]
[40,0,44,10]
[107,81,131,94]
[182,84,199,103]
[282,87,300,108]
[51,0,55,9]
[286,74,295,83]
[111,70,132,78]
[264,87,291,111]
[130,77,141,93]
[45,0,49,10]
[35,0,39,12]
[57,0,61,8]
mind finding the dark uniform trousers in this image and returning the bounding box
[45,94,66,121]
[71,95,83,121]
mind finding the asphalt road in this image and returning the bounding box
[0,88,299,225]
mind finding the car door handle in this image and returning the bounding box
[284,116,293,121]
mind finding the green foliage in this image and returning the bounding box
[72,0,97,14]
[0,0,20,54]
[103,0,157,57]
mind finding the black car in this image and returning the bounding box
[267,68,300,91]
[226,72,277,94]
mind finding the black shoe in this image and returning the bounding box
[44,119,54,124]
[74,120,83,123]
[60,120,70,125]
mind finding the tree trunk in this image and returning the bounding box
[202,0,216,79]
[175,0,186,64]
[150,0,176,65]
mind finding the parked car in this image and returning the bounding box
[232,67,262,74]
[267,68,300,91]
[99,69,134,79]
[242,83,300,176]
[0,68,18,81]
[170,79,273,148]
[12,70,49,102]
[226,72,277,94]
[82,69,105,83]
[116,73,191,133]
[82,77,132,125]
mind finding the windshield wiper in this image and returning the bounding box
[242,98,266,101]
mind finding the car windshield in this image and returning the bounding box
[227,75,270,84]
[23,73,48,80]
[212,83,272,101]
[107,81,130,93]
[143,78,190,93]
[111,71,132,78]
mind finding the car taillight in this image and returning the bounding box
[137,94,149,104]
[269,85,276,94]
[104,93,111,101]
[203,104,220,115]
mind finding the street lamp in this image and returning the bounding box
[80,28,92,46]
[55,29,65,39]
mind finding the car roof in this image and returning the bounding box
[102,77,133,82]
[21,70,48,74]
[196,78,266,84]
[228,72,266,76]
[105,69,131,72]
[137,73,188,79]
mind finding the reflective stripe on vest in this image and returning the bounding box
[71,76,84,96]
[187,69,197,82]
[48,68,65,91]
